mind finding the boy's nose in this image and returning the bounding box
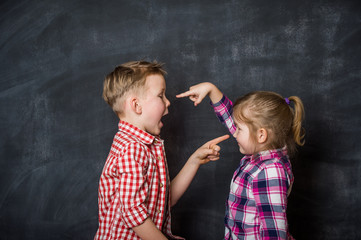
[165,97,170,107]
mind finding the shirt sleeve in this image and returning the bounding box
[210,94,236,135]
[117,142,150,229]
[252,162,289,240]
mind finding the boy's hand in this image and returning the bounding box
[190,134,230,165]
[176,82,218,106]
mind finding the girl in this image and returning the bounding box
[177,82,305,240]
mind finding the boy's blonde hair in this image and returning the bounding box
[103,60,166,114]
[233,91,305,156]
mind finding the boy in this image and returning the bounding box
[94,61,229,240]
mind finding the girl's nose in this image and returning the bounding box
[232,130,237,138]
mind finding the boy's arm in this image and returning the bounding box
[253,163,289,239]
[119,143,167,239]
[170,135,229,206]
[132,219,168,240]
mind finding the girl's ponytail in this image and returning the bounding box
[288,96,305,146]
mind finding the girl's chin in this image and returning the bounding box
[239,147,248,155]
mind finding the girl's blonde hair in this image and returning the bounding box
[103,60,166,114]
[233,91,305,156]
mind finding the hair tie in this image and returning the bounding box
[285,98,290,105]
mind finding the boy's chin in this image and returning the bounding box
[151,129,161,135]
[148,125,162,136]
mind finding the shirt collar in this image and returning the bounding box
[118,120,162,145]
[245,146,288,162]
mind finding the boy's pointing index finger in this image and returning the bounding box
[208,135,230,149]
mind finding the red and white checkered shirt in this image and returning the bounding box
[95,120,181,240]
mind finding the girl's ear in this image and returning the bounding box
[257,128,268,144]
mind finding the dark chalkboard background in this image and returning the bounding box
[1,0,360,239]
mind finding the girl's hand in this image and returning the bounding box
[189,134,230,165]
[176,82,220,106]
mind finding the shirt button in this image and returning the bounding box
[158,209,161,214]
[160,183,163,187]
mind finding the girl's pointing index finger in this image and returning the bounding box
[176,90,193,98]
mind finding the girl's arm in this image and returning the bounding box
[176,82,223,105]
[210,94,236,135]
[253,163,290,239]
[177,82,236,134]
[170,134,229,206]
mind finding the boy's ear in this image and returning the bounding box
[130,97,142,114]
[257,128,268,144]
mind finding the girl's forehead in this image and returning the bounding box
[233,117,246,126]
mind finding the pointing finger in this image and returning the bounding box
[208,134,230,149]
[176,90,194,98]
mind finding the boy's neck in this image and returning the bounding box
[118,115,146,133]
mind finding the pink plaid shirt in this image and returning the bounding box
[95,120,181,240]
[225,149,294,240]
